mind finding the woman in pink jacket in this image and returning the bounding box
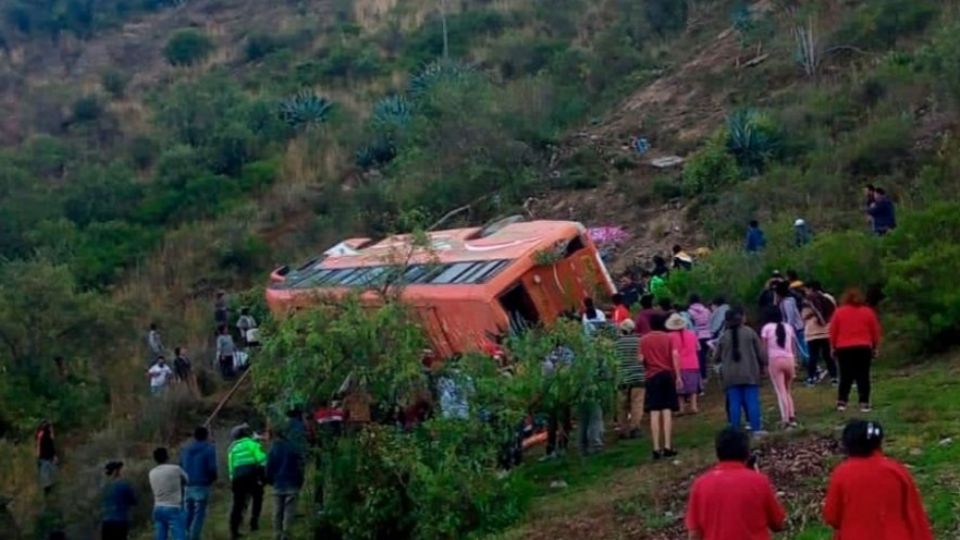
[687,294,713,383]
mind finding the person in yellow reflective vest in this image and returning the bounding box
[227,424,267,540]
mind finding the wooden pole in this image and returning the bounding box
[204,366,253,428]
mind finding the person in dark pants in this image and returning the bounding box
[803,282,838,386]
[266,429,306,540]
[101,461,137,540]
[227,425,267,540]
[830,289,882,413]
[36,420,57,496]
[180,426,218,540]
[867,188,897,235]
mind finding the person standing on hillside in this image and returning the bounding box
[687,295,712,382]
[147,323,165,364]
[36,420,57,496]
[615,320,645,440]
[633,295,662,337]
[611,294,631,325]
[581,297,607,335]
[236,308,259,348]
[708,296,730,343]
[830,288,882,413]
[149,447,188,540]
[868,188,897,236]
[216,325,238,380]
[214,291,229,331]
[794,218,813,247]
[824,420,932,540]
[640,314,681,460]
[101,461,137,540]
[685,428,786,540]
[148,356,174,395]
[667,314,701,415]
[775,281,808,363]
[672,245,694,270]
[713,308,767,434]
[803,282,837,386]
[228,425,267,540]
[760,308,798,429]
[745,220,767,253]
[181,426,218,540]
[266,428,306,540]
[618,273,642,309]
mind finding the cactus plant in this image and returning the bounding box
[279,90,333,129]
[371,95,412,131]
[409,60,473,98]
[726,108,781,175]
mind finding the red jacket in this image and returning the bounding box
[829,305,881,351]
[685,461,786,540]
[823,452,932,540]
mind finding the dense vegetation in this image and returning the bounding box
[1,0,960,537]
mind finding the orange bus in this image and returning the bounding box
[265,219,616,358]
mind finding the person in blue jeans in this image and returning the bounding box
[180,426,218,540]
[712,308,767,434]
[148,447,188,540]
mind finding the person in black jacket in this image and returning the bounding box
[266,429,306,540]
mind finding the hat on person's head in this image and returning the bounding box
[794,218,806,227]
[771,270,783,277]
[665,313,687,331]
[619,319,636,334]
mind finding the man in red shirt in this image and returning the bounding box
[639,314,681,459]
[685,428,786,540]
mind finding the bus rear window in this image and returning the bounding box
[564,236,585,257]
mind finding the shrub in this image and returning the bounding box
[100,68,129,99]
[243,31,283,62]
[163,29,214,66]
[883,203,960,350]
[554,147,606,190]
[129,135,158,170]
[682,132,740,195]
[644,0,689,37]
[725,108,781,176]
[72,94,103,123]
[833,0,939,50]
[278,90,333,129]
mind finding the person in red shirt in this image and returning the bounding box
[611,293,631,325]
[634,295,663,337]
[829,288,882,412]
[685,427,786,540]
[824,420,932,540]
[639,314,681,460]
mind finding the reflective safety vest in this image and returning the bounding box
[227,437,266,479]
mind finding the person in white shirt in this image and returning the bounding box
[148,356,174,395]
[149,447,188,540]
[581,297,607,335]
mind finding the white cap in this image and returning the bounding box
[794,218,806,227]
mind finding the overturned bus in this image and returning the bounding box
[265,219,616,358]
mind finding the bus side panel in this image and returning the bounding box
[418,300,507,358]
[521,245,615,323]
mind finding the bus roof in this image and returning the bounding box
[270,220,587,295]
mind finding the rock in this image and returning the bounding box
[549,480,568,489]
[939,437,953,446]
[909,448,923,456]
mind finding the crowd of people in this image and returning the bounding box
[95,418,307,540]
[144,293,261,396]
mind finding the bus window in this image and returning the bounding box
[563,235,585,258]
[499,284,539,335]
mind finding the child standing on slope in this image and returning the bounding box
[761,308,798,429]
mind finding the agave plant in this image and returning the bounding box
[726,108,781,176]
[355,137,397,169]
[371,95,412,130]
[279,90,333,129]
[408,60,473,98]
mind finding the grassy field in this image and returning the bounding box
[497,350,960,539]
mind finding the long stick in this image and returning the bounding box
[204,367,253,428]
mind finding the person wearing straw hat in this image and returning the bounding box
[615,319,645,440]
[667,313,701,415]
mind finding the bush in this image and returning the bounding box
[682,132,740,195]
[554,147,606,190]
[243,31,283,61]
[883,203,960,350]
[834,0,939,49]
[644,0,689,37]
[726,108,782,176]
[163,29,214,66]
[72,94,103,123]
[100,68,129,99]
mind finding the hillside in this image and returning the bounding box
[1,0,960,538]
